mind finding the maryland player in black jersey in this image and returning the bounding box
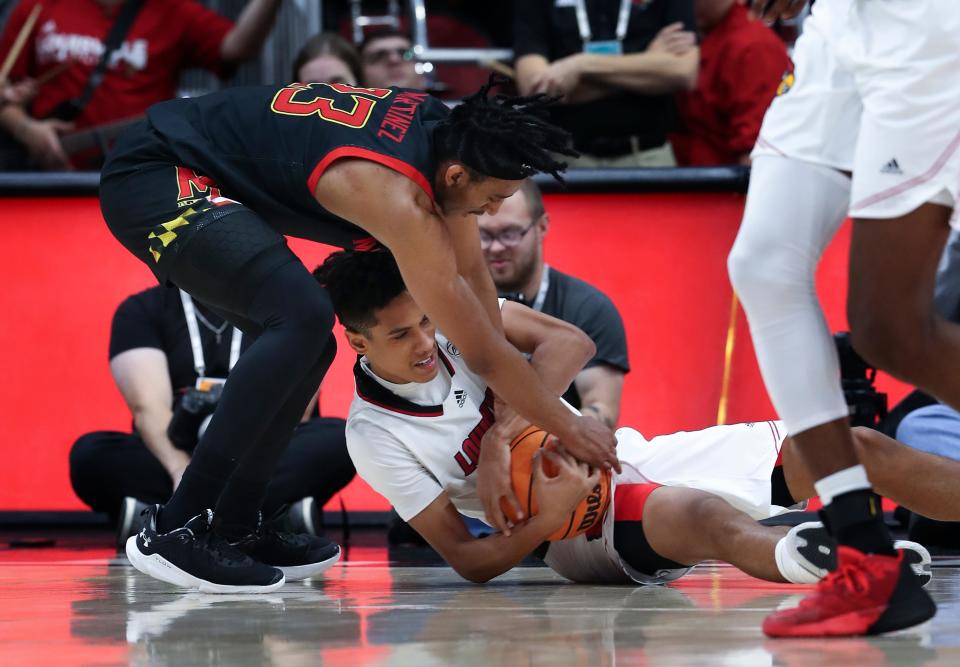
[100,78,619,593]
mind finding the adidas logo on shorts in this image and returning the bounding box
[880,158,903,175]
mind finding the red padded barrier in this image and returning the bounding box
[0,193,912,511]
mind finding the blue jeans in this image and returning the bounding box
[896,404,960,461]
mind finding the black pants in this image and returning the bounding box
[101,141,341,532]
[69,418,355,524]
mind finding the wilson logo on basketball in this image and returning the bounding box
[576,483,605,533]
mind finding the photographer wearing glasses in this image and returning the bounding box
[479,180,629,429]
[359,29,425,90]
[69,285,356,550]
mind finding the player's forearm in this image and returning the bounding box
[579,50,698,94]
[462,259,504,334]
[219,0,283,64]
[426,278,578,437]
[450,514,557,583]
[528,327,595,397]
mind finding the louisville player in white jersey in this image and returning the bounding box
[727,0,959,636]
[314,249,942,588]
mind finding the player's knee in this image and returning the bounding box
[728,241,810,314]
[686,493,734,539]
[276,282,336,354]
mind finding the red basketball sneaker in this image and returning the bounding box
[763,546,936,638]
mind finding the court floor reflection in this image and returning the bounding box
[1,559,959,666]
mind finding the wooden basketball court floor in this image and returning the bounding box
[2,535,959,666]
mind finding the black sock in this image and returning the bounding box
[822,489,896,556]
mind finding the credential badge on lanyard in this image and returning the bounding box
[576,0,632,55]
[179,290,242,392]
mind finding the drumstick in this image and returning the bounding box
[481,60,516,80]
[0,3,43,84]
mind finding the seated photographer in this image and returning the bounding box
[69,285,355,549]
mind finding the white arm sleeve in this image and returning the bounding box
[345,417,444,521]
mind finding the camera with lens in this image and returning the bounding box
[834,331,887,429]
[167,383,223,450]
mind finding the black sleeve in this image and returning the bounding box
[108,289,166,360]
[570,292,630,373]
[667,0,697,33]
[513,0,551,58]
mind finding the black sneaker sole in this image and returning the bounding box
[868,558,937,635]
[126,536,285,594]
[278,545,341,582]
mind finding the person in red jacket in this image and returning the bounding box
[669,0,790,166]
[0,0,285,170]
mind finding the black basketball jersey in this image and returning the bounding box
[143,83,449,246]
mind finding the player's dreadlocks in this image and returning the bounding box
[314,249,406,335]
[434,76,578,183]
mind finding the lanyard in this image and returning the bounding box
[574,0,632,44]
[179,290,242,378]
[531,265,551,313]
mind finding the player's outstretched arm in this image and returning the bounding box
[780,427,960,522]
[409,450,598,583]
[315,160,619,472]
[445,211,503,334]
[477,301,598,534]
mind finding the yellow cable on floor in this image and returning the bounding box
[716,291,739,425]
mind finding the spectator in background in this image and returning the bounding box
[0,0,286,171]
[670,0,790,166]
[479,180,629,427]
[513,0,698,168]
[292,32,362,85]
[69,285,355,550]
[359,29,425,90]
[0,78,36,107]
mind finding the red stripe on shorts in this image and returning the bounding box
[613,482,664,523]
[851,129,960,212]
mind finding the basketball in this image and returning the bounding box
[499,425,612,541]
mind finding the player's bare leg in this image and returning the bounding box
[640,486,789,583]
[848,204,959,402]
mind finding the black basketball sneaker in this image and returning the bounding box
[228,510,341,581]
[125,505,284,593]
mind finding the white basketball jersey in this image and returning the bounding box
[346,331,496,522]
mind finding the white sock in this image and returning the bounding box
[814,465,871,506]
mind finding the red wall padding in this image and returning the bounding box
[1,193,912,511]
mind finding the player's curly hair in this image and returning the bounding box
[434,76,578,183]
[314,249,406,334]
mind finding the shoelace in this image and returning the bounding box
[809,560,873,603]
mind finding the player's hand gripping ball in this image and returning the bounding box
[500,426,612,540]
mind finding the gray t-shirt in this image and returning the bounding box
[536,267,630,409]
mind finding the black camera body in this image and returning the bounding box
[834,332,888,429]
[167,384,223,450]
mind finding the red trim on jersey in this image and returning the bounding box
[768,421,785,465]
[613,482,664,523]
[355,386,444,418]
[851,129,960,213]
[438,349,456,376]
[307,146,435,202]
